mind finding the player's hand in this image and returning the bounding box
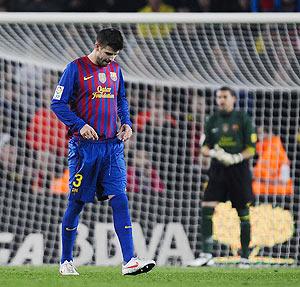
[214,145,243,166]
[80,124,99,140]
[117,124,132,142]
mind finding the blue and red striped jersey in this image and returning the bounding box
[51,56,132,140]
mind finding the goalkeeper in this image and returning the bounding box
[51,28,155,276]
[189,87,257,267]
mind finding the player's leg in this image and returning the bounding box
[228,162,254,267]
[237,206,251,260]
[108,193,155,275]
[187,166,226,267]
[109,193,134,263]
[61,200,85,263]
[59,138,96,275]
[60,199,84,275]
[102,141,155,275]
[186,200,218,267]
[201,201,218,255]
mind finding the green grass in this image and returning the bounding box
[0,266,300,287]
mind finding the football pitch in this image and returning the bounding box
[0,266,300,287]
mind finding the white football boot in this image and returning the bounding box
[122,257,156,276]
[186,253,214,267]
[59,260,79,276]
[238,257,250,269]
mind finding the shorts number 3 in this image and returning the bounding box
[73,174,83,187]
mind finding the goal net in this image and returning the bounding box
[0,13,299,266]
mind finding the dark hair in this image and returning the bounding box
[96,28,123,51]
[217,86,236,97]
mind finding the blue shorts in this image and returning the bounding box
[68,137,127,203]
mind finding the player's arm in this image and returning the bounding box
[201,117,216,158]
[116,69,132,141]
[51,62,86,134]
[201,145,218,158]
[242,113,257,160]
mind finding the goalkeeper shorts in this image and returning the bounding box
[203,160,254,209]
[68,137,127,203]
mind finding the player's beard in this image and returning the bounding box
[97,57,110,67]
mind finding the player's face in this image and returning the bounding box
[95,44,119,67]
[216,90,236,112]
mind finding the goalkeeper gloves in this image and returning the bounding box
[210,145,244,166]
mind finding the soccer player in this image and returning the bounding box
[188,87,257,267]
[51,28,155,276]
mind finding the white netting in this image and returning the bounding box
[0,13,299,265]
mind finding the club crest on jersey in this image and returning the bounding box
[98,73,106,83]
[53,85,64,100]
[222,123,229,132]
[232,124,239,131]
[110,72,117,81]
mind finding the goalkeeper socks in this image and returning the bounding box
[61,200,84,264]
[109,193,134,263]
[201,206,215,254]
[238,208,251,259]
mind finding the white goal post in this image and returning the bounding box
[0,12,299,266]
